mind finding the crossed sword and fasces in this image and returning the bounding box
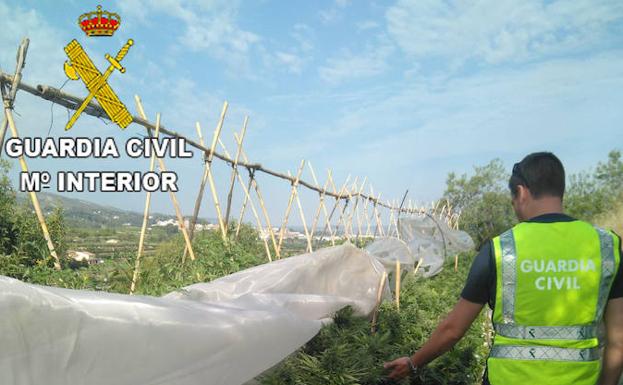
[63,39,134,130]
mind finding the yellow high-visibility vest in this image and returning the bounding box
[488,220,620,385]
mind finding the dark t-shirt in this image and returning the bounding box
[461,213,623,385]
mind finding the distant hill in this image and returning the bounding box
[16,191,211,229]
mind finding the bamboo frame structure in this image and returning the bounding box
[130,113,161,294]
[0,68,432,220]
[135,96,196,261]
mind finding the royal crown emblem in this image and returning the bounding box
[78,5,120,37]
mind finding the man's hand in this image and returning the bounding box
[383,356,411,380]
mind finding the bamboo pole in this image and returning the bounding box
[204,103,229,240]
[414,257,423,276]
[182,123,213,260]
[392,199,401,237]
[370,271,387,333]
[231,134,280,257]
[363,194,372,237]
[235,175,253,237]
[332,175,355,242]
[352,177,367,243]
[376,193,385,237]
[223,116,248,232]
[186,103,228,256]
[395,259,401,310]
[307,162,331,243]
[2,83,61,270]
[386,199,394,236]
[339,178,355,242]
[130,113,161,294]
[218,137,272,262]
[277,160,305,256]
[135,95,196,261]
[320,173,351,246]
[288,170,312,252]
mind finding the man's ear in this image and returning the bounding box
[516,184,530,202]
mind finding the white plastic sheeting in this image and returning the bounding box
[0,243,389,385]
[398,215,475,277]
[363,216,474,279]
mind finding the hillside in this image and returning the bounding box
[16,191,210,229]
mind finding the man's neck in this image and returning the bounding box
[524,196,564,220]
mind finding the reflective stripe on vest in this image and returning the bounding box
[500,230,516,324]
[495,225,615,346]
[490,345,600,362]
[595,227,616,322]
[493,324,598,340]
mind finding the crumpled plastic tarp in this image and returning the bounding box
[0,243,389,385]
[398,215,475,277]
[363,216,474,279]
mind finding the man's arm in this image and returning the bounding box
[383,298,484,380]
[600,297,623,385]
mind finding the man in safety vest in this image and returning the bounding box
[384,152,623,385]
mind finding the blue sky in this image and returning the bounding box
[1,0,622,224]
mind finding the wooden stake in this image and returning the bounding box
[454,254,459,272]
[277,160,305,256]
[130,113,161,294]
[223,116,248,232]
[135,95,196,261]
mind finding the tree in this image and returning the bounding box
[565,150,623,221]
[443,159,516,248]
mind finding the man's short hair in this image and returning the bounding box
[509,152,565,199]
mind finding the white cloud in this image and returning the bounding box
[116,0,260,67]
[0,2,67,85]
[275,52,304,74]
[386,0,623,67]
[319,43,394,84]
[292,23,314,53]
